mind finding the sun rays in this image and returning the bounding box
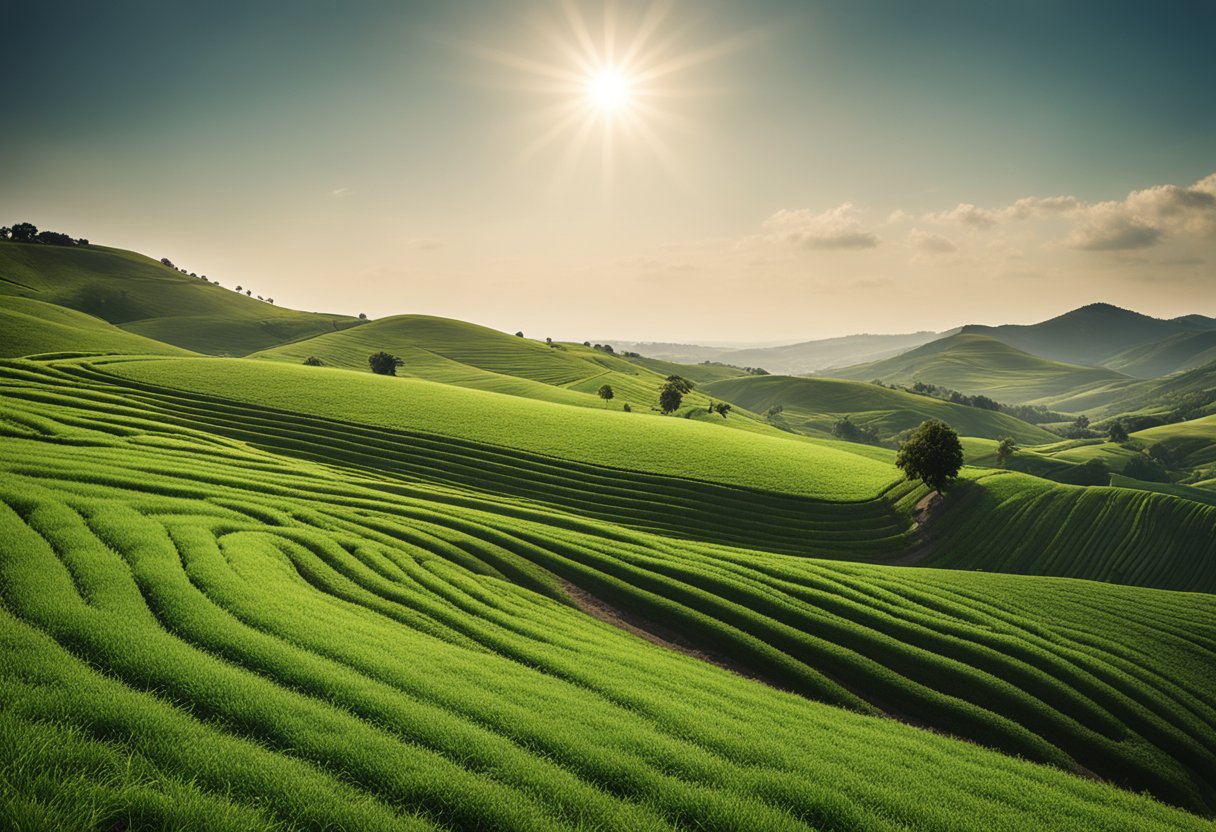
[461,0,755,193]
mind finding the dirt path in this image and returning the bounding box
[885,489,950,566]
[559,579,775,686]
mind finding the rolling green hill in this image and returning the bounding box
[1134,415,1216,470]
[2,355,1215,825]
[701,374,1056,444]
[0,296,190,358]
[0,241,361,355]
[251,314,771,424]
[828,332,1132,406]
[962,303,1216,369]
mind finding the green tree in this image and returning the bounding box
[996,437,1018,467]
[664,375,694,394]
[1107,421,1129,443]
[658,383,683,414]
[1064,414,1091,439]
[713,402,732,419]
[368,351,404,376]
[597,384,614,405]
[302,356,324,366]
[896,419,964,493]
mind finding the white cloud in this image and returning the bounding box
[907,229,957,253]
[331,187,353,198]
[759,203,880,250]
[1004,195,1081,220]
[909,172,1216,252]
[925,202,998,229]
[1066,206,1163,251]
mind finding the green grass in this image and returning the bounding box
[1134,415,1216,470]
[702,374,1056,443]
[0,241,361,355]
[830,333,1133,407]
[107,356,899,501]
[1,357,1214,828]
[0,296,191,359]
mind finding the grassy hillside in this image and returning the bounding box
[702,374,1055,444]
[1134,415,1216,470]
[0,241,361,355]
[0,296,190,358]
[251,314,773,425]
[830,333,1132,406]
[962,303,1216,368]
[1105,330,1216,378]
[1048,359,1216,419]
[108,357,898,501]
[2,356,1215,825]
[621,353,754,385]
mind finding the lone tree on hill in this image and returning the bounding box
[664,375,694,394]
[303,356,324,366]
[996,437,1018,467]
[713,402,731,419]
[368,351,404,376]
[1107,421,1129,443]
[896,419,964,494]
[597,384,614,405]
[658,382,684,415]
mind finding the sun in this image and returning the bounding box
[587,68,632,111]
[462,1,757,189]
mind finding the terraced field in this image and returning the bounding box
[3,357,1216,829]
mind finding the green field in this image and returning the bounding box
[702,374,1056,443]
[3,356,1215,829]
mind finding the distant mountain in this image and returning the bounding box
[606,341,733,363]
[828,332,1131,406]
[618,331,952,375]
[710,331,953,375]
[961,302,1216,369]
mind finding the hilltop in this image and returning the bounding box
[0,241,361,355]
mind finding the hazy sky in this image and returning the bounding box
[4,1,1214,342]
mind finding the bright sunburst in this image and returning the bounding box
[588,68,632,111]
[463,1,756,191]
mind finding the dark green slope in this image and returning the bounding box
[0,241,361,355]
[963,303,1216,368]
[1104,330,1216,378]
[0,296,191,358]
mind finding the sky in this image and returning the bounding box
[3,0,1215,343]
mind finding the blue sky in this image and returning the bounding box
[3,0,1214,340]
